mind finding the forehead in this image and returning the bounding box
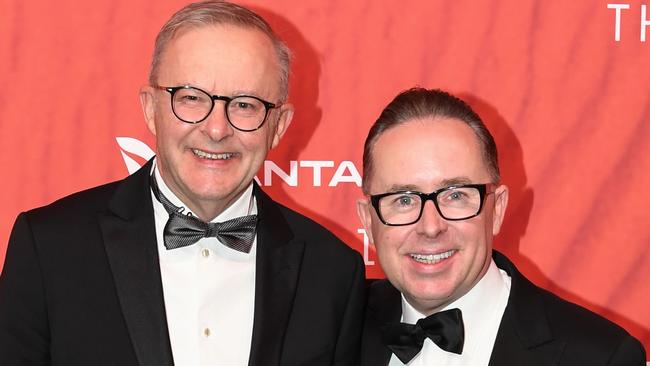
[157,24,281,96]
[368,118,491,191]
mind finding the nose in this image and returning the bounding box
[198,102,234,141]
[414,199,448,238]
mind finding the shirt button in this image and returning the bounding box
[201,249,210,258]
[203,327,211,337]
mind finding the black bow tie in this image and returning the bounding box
[381,308,464,363]
[150,174,258,253]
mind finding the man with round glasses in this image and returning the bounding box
[151,85,280,131]
[0,2,364,366]
[357,88,645,365]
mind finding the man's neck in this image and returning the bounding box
[153,164,254,222]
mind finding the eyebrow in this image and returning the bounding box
[386,177,474,193]
[231,88,269,99]
[439,177,474,187]
[387,184,420,192]
[171,84,265,98]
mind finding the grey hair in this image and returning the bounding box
[148,0,291,100]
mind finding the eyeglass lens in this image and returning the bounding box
[171,87,269,130]
[378,187,482,225]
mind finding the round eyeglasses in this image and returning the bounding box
[153,85,280,132]
[369,184,495,226]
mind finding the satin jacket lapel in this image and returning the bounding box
[100,159,174,366]
[488,252,565,366]
[361,280,402,366]
[247,184,305,366]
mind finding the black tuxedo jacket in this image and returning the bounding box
[361,251,646,365]
[0,160,365,366]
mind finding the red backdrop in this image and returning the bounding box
[1,0,649,353]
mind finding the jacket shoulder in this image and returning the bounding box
[539,286,643,351]
[495,251,646,360]
[21,180,123,223]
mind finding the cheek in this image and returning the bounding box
[373,226,410,260]
[454,221,492,265]
[457,217,488,241]
[237,131,262,150]
[161,121,196,148]
[156,131,177,158]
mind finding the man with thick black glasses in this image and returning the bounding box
[356,88,645,365]
[0,2,364,365]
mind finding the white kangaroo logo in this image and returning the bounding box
[116,137,155,174]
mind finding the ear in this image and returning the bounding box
[139,85,157,135]
[270,103,294,148]
[356,197,375,246]
[491,184,509,235]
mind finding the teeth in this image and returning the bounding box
[192,149,234,160]
[410,250,455,264]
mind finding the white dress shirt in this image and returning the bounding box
[151,163,256,366]
[389,259,512,366]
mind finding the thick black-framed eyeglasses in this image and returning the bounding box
[369,183,495,226]
[153,85,280,132]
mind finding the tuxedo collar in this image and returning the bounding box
[106,158,155,221]
[247,183,305,366]
[489,251,565,365]
[362,279,401,366]
[100,158,175,366]
[366,279,402,323]
[492,251,553,346]
[362,251,565,366]
[100,159,306,366]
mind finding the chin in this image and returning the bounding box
[405,278,457,302]
[411,286,453,303]
[193,186,234,200]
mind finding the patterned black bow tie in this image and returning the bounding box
[150,174,258,253]
[381,308,464,364]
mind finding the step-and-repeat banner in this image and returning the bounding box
[1,0,649,351]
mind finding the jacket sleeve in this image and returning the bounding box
[332,251,366,366]
[0,213,51,366]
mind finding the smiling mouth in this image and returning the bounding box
[410,250,456,264]
[192,148,237,160]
